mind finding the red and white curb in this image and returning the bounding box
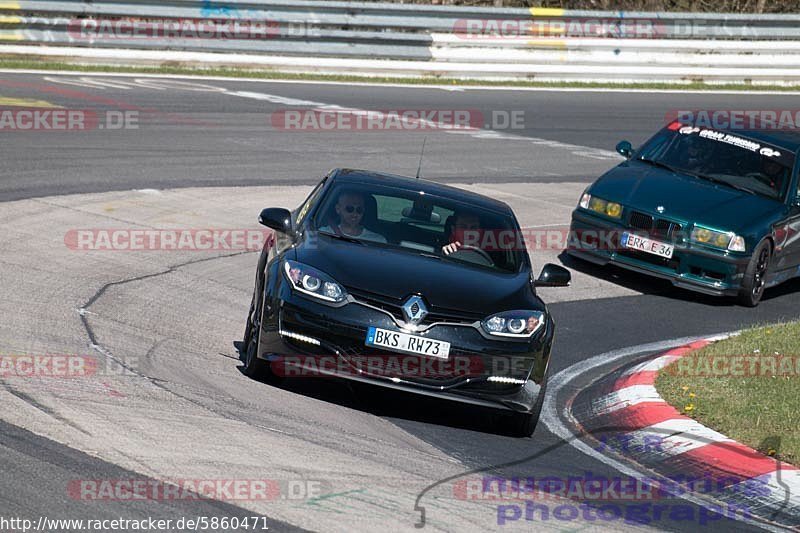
[576,336,800,527]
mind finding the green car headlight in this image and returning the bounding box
[690,226,746,252]
[579,193,623,220]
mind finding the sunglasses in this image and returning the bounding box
[344,205,364,214]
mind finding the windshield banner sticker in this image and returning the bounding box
[678,126,786,160]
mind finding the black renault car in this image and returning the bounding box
[240,168,570,436]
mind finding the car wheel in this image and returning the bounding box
[737,240,772,307]
[243,291,256,347]
[242,292,270,379]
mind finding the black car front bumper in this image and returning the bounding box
[257,288,553,414]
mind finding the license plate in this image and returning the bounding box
[621,232,674,259]
[365,327,450,359]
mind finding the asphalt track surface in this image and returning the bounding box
[1,72,800,532]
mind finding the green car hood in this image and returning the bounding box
[589,161,786,233]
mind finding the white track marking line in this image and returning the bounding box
[29,72,617,161]
[10,69,800,95]
[541,332,786,533]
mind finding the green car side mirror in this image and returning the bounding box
[616,140,633,159]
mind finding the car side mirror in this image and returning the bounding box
[259,207,293,234]
[616,140,633,159]
[534,263,571,287]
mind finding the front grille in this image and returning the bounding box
[347,287,477,325]
[627,211,683,241]
[628,211,653,231]
[654,218,670,235]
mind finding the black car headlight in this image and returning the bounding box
[690,226,746,252]
[283,260,348,303]
[579,193,623,220]
[481,310,545,338]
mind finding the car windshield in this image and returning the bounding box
[311,182,525,273]
[636,125,795,201]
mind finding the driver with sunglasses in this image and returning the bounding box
[319,191,387,243]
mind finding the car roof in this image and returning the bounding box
[329,168,514,214]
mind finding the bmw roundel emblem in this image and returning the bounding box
[656,206,665,214]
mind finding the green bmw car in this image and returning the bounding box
[568,121,800,306]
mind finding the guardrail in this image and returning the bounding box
[2,1,800,83]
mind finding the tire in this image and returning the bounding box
[737,240,772,307]
[242,291,256,348]
[242,291,270,379]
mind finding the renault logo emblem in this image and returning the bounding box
[402,295,428,324]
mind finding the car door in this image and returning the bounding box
[776,176,800,273]
[769,161,800,275]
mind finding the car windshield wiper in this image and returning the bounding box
[638,157,681,174]
[688,173,755,195]
[317,230,366,245]
[640,158,757,195]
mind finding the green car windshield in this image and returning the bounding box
[636,126,795,201]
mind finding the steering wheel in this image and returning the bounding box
[451,244,495,267]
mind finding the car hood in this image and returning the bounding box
[294,233,540,315]
[590,161,785,232]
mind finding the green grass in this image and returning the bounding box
[656,322,800,466]
[3,57,800,91]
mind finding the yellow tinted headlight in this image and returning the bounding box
[691,227,735,250]
[589,197,607,214]
[605,202,622,218]
[714,233,730,248]
[694,228,711,243]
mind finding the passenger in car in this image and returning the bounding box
[760,157,788,192]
